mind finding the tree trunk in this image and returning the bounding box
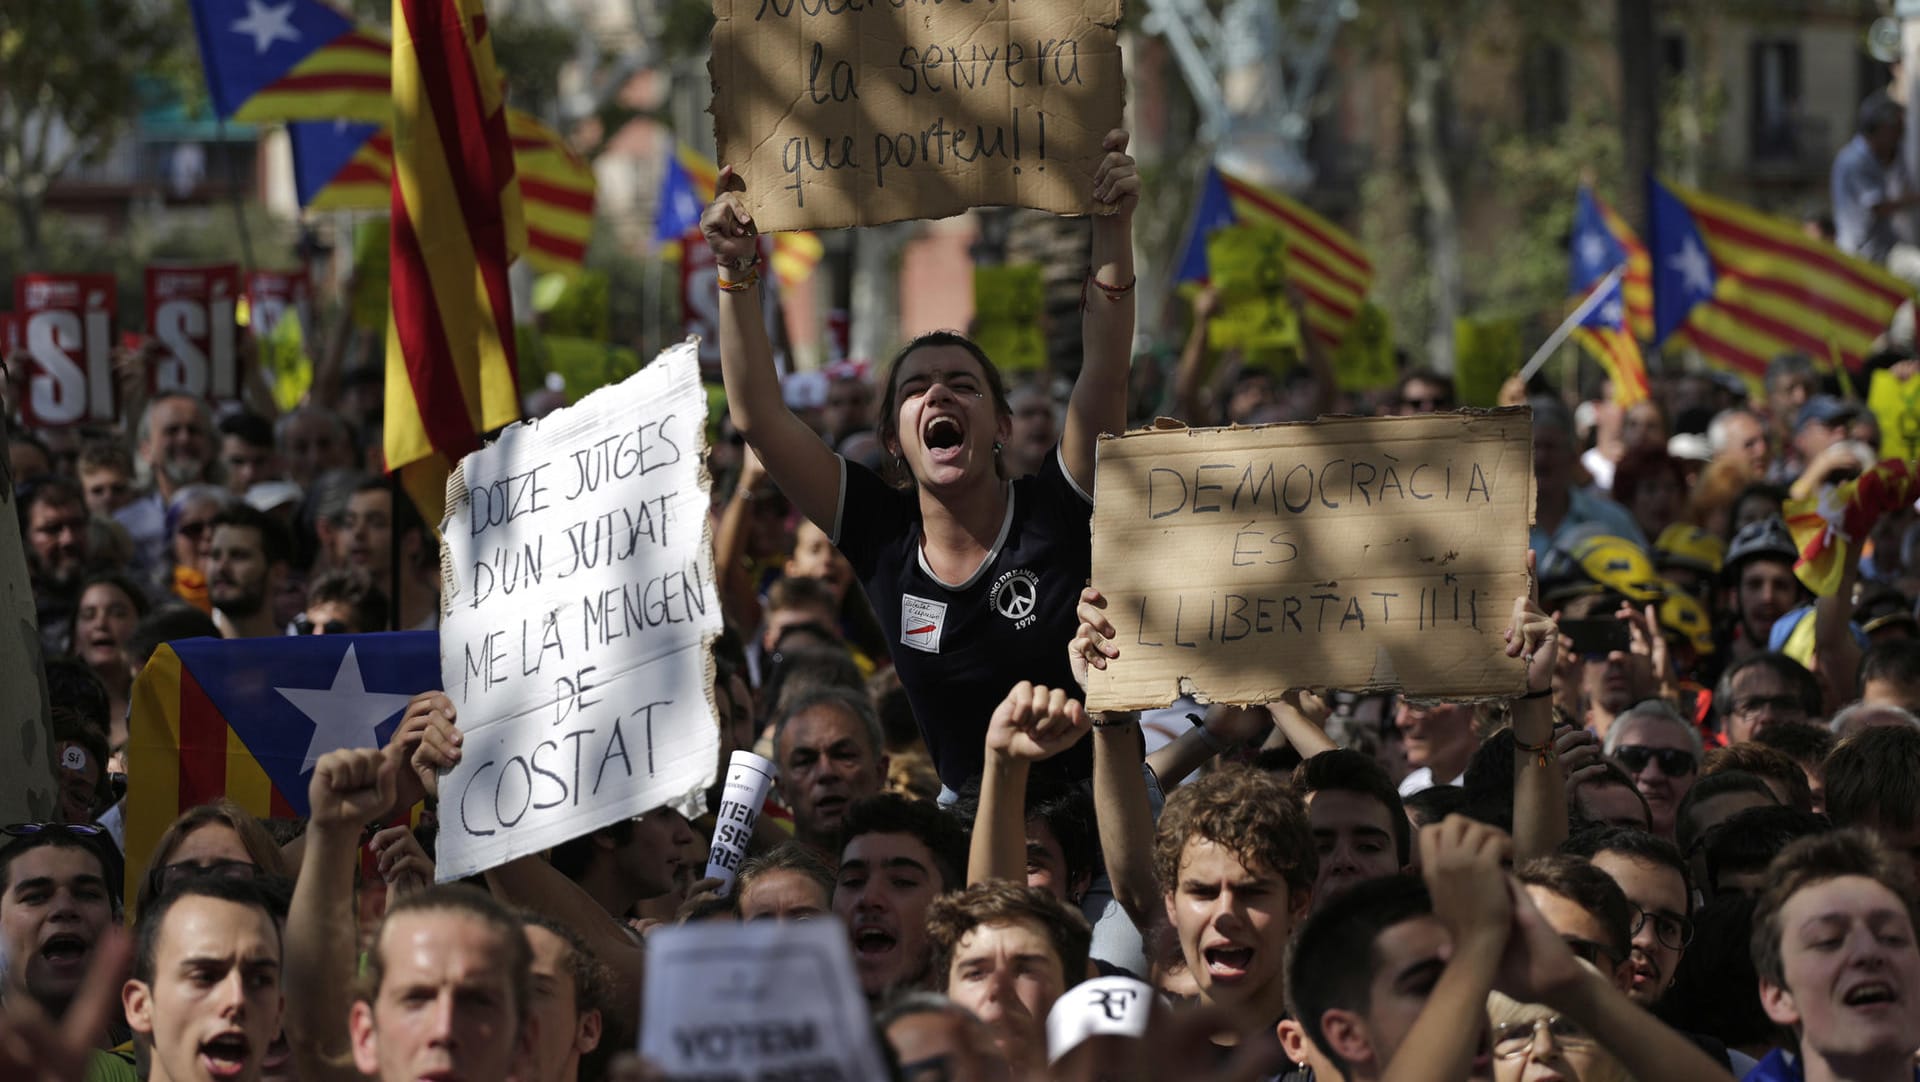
[10,187,44,267]
[1402,12,1459,372]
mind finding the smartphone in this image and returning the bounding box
[1562,617,1631,657]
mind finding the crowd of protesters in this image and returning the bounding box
[5,128,1920,1082]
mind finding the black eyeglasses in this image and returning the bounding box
[2,822,107,838]
[1628,902,1695,950]
[176,520,214,540]
[146,858,259,901]
[1612,745,1697,777]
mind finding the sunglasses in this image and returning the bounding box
[2,822,107,838]
[1401,396,1449,411]
[1612,745,1697,777]
[146,858,259,901]
[292,614,349,635]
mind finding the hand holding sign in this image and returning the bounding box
[700,166,758,273]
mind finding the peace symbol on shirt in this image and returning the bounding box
[993,570,1040,621]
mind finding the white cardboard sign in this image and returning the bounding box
[640,920,891,1080]
[435,340,722,881]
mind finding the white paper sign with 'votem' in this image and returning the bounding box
[640,919,891,1080]
[434,340,722,882]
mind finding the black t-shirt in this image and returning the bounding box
[833,447,1095,790]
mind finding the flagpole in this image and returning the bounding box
[215,117,258,273]
[1519,266,1626,384]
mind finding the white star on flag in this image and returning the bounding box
[231,0,301,55]
[1670,236,1713,296]
[278,644,414,771]
[1600,298,1624,326]
[1578,232,1611,272]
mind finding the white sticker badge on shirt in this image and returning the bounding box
[901,594,948,654]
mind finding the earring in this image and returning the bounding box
[993,441,1003,453]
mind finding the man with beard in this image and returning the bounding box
[139,395,218,506]
[204,506,290,639]
[21,477,94,654]
[1563,827,1694,1009]
[125,877,285,1082]
[775,688,890,859]
[833,792,969,1001]
[1724,517,1808,664]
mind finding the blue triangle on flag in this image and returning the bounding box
[288,121,380,208]
[653,156,705,247]
[188,0,355,119]
[1648,177,1718,347]
[1175,166,1239,283]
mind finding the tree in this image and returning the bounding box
[0,1,179,263]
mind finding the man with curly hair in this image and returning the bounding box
[1152,765,1316,1031]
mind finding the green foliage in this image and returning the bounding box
[493,12,577,117]
[0,0,184,256]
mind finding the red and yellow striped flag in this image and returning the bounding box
[1655,181,1912,377]
[510,111,597,275]
[1218,170,1374,348]
[384,0,523,526]
[1591,193,1654,342]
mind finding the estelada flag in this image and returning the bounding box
[125,632,439,905]
[654,144,824,290]
[1174,165,1375,349]
[289,111,596,276]
[1651,177,1913,377]
[187,0,389,123]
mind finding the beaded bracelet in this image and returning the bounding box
[1513,732,1556,768]
[718,266,760,293]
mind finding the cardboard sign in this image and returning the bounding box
[640,919,891,1080]
[435,340,722,881]
[972,264,1047,373]
[246,269,312,343]
[0,412,58,823]
[1208,224,1301,359]
[14,274,118,428]
[711,0,1124,230]
[1335,301,1397,392]
[1085,410,1535,711]
[147,265,241,402]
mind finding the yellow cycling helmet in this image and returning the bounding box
[1653,524,1726,577]
[1568,534,1666,604]
[1656,581,1715,656]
